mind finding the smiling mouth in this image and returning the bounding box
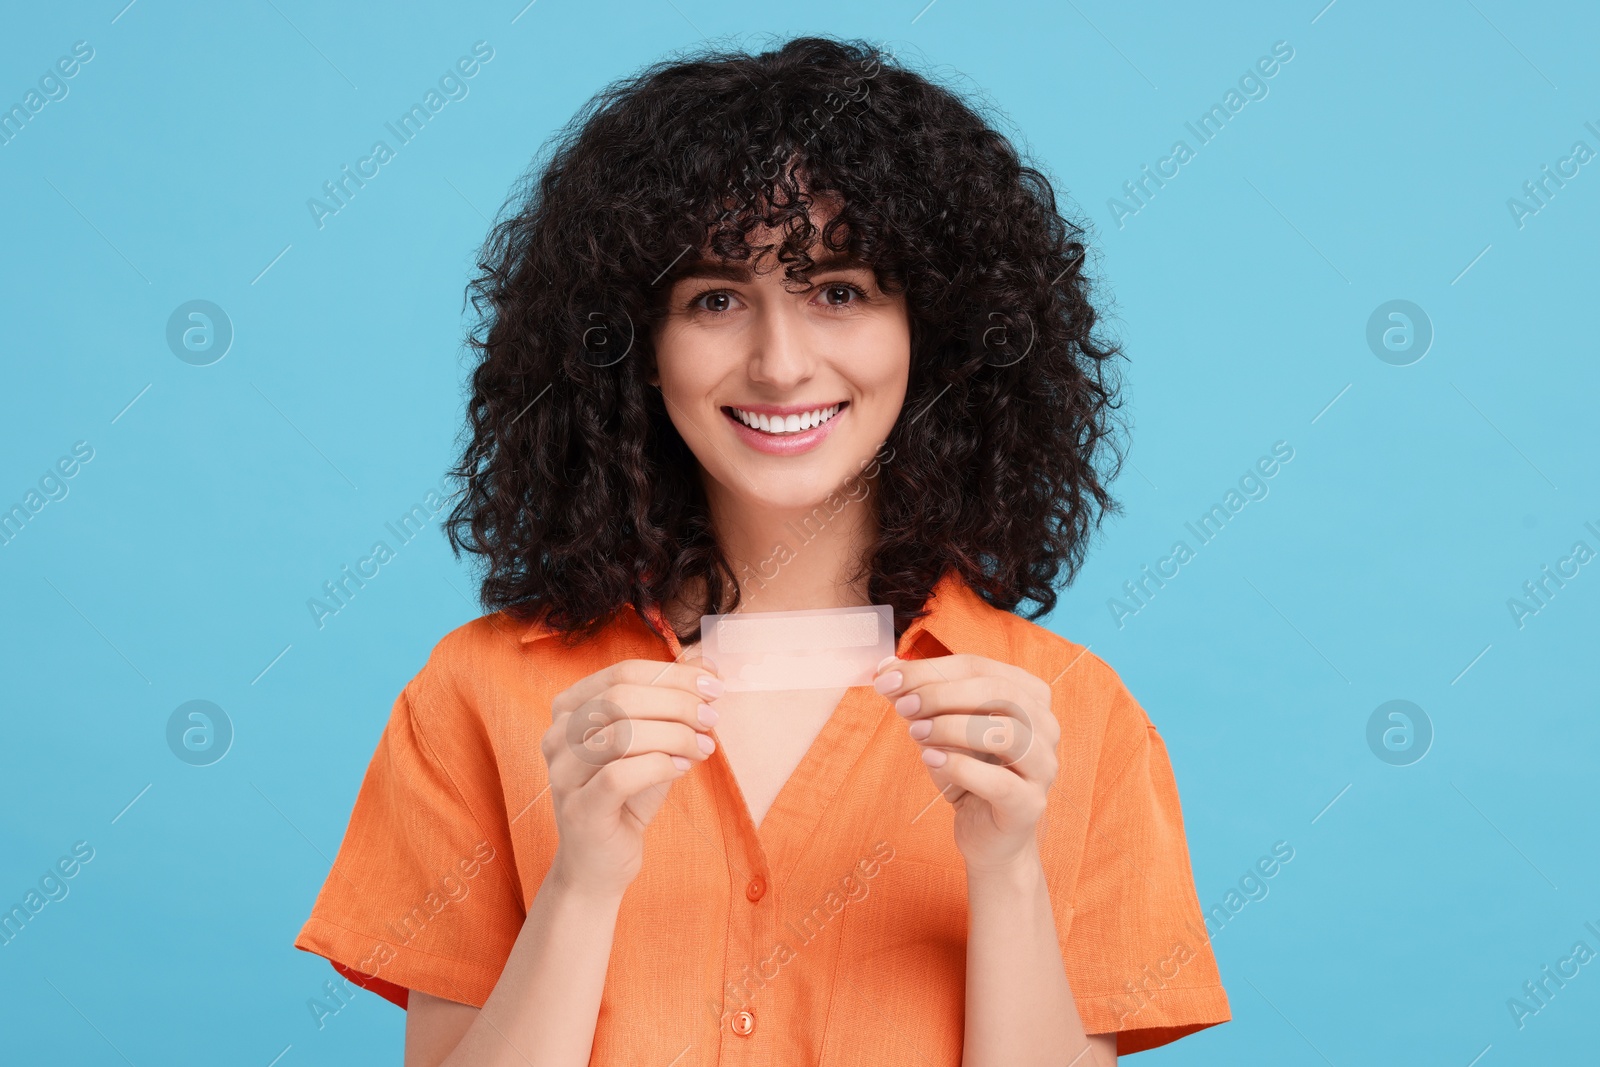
[723,402,847,435]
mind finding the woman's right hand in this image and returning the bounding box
[540,656,722,898]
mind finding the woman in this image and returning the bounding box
[295,35,1230,1066]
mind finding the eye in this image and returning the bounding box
[817,282,867,307]
[688,289,738,314]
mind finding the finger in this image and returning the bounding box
[884,671,1059,756]
[555,657,723,715]
[572,749,699,818]
[544,674,720,791]
[874,653,1041,698]
[557,715,713,771]
[906,709,1053,779]
[920,748,1046,825]
[888,675,1041,723]
[931,780,967,809]
[679,651,718,674]
[579,683,716,732]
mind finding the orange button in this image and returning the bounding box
[746,876,766,902]
[730,1009,756,1036]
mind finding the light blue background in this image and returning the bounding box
[2,1,1596,1063]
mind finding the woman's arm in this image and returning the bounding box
[404,657,718,1065]
[964,847,1116,1067]
[874,654,1117,1064]
[404,858,624,1067]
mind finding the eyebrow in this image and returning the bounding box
[669,252,867,285]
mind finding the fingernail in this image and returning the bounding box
[697,703,720,727]
[875,655,897,674]
[921,748,947,767]
[697,733,716,755]
[895,693,920,717]
[697,674,725,699]
[671,755,691,770]
[908,718,932,740]
[873,670,902,695]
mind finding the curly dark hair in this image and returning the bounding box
[444,34,1128,647]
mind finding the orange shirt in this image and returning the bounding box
[294,570,1230,1060]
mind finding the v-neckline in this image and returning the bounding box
[740,684,881,880]
[644,604,935,886]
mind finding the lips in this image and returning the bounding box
[720,401,849,456]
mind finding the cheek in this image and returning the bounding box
[853,318,911,413]
[654,329,727,404]
[651,330,746,466]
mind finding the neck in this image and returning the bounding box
[671,475,881,633]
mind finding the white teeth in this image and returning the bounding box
[730,404,841,435]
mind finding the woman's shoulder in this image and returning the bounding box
[974,606,1155,762]
[966,602,1132,705]
[401,609,615,734]
[418,609,541,669]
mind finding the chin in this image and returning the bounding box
[734,472,855,513]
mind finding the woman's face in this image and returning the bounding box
[651,231,910,516]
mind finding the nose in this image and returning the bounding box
[745,299,815,392]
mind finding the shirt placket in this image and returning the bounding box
[639,608,770,1058]
[712,773,777,1055]
[641,601,938,1061]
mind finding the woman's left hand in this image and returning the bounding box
[874,654,1061,874]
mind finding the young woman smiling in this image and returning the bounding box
[295,36,1230,1067]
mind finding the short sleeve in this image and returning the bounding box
[1057,676,1231,1053]
[292,659,526,1011]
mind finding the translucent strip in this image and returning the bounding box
[700,604,895,692]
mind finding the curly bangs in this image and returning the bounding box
[444,34,1128,645]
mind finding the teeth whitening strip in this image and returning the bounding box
[699,604,895,692]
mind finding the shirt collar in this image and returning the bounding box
[518,569,1012,663]
[898,570,1013,662]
